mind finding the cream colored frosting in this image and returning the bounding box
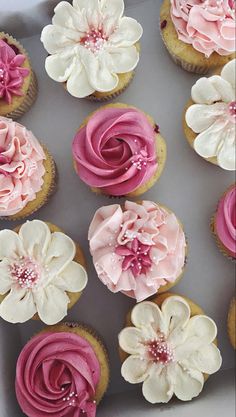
[185,59,236,170]
[0,220,88,325]
[119,296,222,403]
[41,0,143,97]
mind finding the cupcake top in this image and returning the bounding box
[0,220,88,324]
[185,59,236,170]
[215,184,236,258]
[16,330,100,417]
[88,201,186,301]
[119,295,222,403]
[72,106,158,196]
[0,117,46,216]
[0,38,30,104]
[41,0,143,98]
[170,0,236,57]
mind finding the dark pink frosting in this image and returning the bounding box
[0,39,30,104]
[15,331,101,417]
[72,107,158,196]
[215,185,236,258]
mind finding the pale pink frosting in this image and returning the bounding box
[0,117,45,216]
[88,201,186,302]
[72,107,158,196]
[170,0,236,57]
[215,185,236,257]
[0,39,30,104]
[15,330,100,417]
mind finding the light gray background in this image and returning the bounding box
[0,0,235,416]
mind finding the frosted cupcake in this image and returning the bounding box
[41,0,143,101]
[160,0,236,74]
[119,293,222,403]
[0,117,56,220]
[0,33,37,119]
[211,184,236,260]
[184,59,236,170]
[88,201,187,302]
[72,104,167,197]
[0,220,88,324]
[16,323,109,416]
[227,297,236,349]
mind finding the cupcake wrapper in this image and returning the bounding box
[210,215,236,263]
[86,71,135,102]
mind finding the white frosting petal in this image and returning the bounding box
[101,0,124,21]
[41,25,79,54]
[0,259,12,295]
[173,364,204,401]
[45,53,75,82]
[186,103,227,133]
[0,230,24,259]
[109,16,143,47]
[118,327,144,355]
[131,301,164,334]
[66,58,95,97]
[217,127,236,170]
[109,46,139,73]
[208,75,235,103]
[0,287,36,323]
[182,315,218,350]
[183,344,222,375]
[18,220,51,259]
[45,232,76,278]
[55,261,88,292]
[161,296,190,345]
[53,1,88,32]
[194,119,228,158]
[191,78,222,104]
[121,355,150,383]
[221,59,236,89]
[35,285,70,325]
[142,367,173,404]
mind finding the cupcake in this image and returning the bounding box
[0,220,88,324]
[15,323,109,416]
[160,0,236,74]
[184,59,236,170]
[0,33,37,119]
[41,0,143,101]
[72,104,167,197]
[88,201,187,302]
[119,293,222,403]
[227,297,236,349]
[211,184,236,260]
[0,117,56,220]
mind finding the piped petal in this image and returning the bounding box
[119,327,144,355]
[34,286,70,325]
[142,366,173,404]
[0,287,36,323]
[54,261,88,292]
[121,355,149,384]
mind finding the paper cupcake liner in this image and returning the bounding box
[6,71,38,120]
[210,215,236,263]
[87,71,135,102]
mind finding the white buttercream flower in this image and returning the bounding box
[119,296,222,403]
[40,0,143,98]
[0,220,88,325]
[185,59,236,171]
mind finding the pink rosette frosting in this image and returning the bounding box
[88,201,186,302]
[16,331,100,417]
[215,185,236,257]
[72,107,158,196]
[0,39,30,104]
[170,0,236,57]
[0,117,45,216]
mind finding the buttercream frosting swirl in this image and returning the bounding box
[88,201,186,302]
[170,0,236,57]
[185,59,236,170]
[0,220,88,324]
[40,0,143,97]
[0,39,30,104]
[0,117,46,216]
[72,107,158,196]
[215,185,236,257]
[119,295,222,403]
[16,331,100,417]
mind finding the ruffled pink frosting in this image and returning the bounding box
[0,117,45,216]
[15,331,100,417]
[72,107,158,196]
[88,201,186,302]
[0,39,30,104]
[170,0,236,57]
[215,185,236,257]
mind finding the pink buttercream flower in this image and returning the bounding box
[0,39,30,104]
[89,201,186,302]
[170,0,236,57]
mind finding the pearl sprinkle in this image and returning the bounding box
[146,334,175,365]
[10,257,41,289]
[80,29,108,53]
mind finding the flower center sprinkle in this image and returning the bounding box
[80,29,108,53]
[10,257,41,289]
[146,334,175,364]
[0,68,6,84]
[115,238,152,277]
[228,101,236,122]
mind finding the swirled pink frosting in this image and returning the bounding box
[0,39,30,104]
[0,117,45,216]
[215,185,236,258]
[170,0,236,57]
[72,107,158,196]
[15,331,100,417]
[88,201,186,302]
